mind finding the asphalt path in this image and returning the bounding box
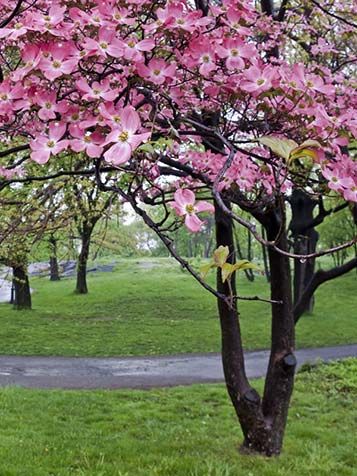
[0,344,356,390]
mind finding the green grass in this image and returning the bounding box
[0,358,355,475]
[0,258,356,357]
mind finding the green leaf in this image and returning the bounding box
[289,140,321,162]
[259,136,298,160]
[200,263,215,279]
[221,263,235,283]
[213,246,229,266]
[233,260,259,271]
[137,142,156,154]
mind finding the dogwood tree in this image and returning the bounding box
[0,0,356,455]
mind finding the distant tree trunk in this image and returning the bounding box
[215,202,296,456]
[261,226,270,282]
[75,223,94,294]
[234,227,254,281]
[49,235,60,281]
[289,189,319,313]
[188,237,194,258]
[12,264,32,310]
[203,216,214,258]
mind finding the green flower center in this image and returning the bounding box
[185,204,195,215]
[119,131,129,142]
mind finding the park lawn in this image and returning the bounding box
[0,359,355,476]
[0,258,356,357]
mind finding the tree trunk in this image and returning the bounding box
[261,208,296,454]
[75,223,93,294]
[12,264,32,310]
[289,189,318,313]
[215,203,296,456]
[49,236,60,281]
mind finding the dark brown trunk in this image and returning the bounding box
[215,203,297,455]
[215,203,271,453]
[290,189,319,313]
[12,264,32,310]
[75,223,93,294]
[261,208,296,455]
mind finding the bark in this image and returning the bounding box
[215,202,269,454]
[261,208,296,454]
[49,236,60,281]
[289,189,319,312]
[75,222,93,294]
[12,264,31,310]
[215,203,296,456]
[294,257,357,323]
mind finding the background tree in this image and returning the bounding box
[64,177,117,294]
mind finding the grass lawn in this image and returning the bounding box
[0,258,356,357]
[0,359,355,476]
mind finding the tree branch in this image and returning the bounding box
[0,0,24,28]
[294,257,357,322]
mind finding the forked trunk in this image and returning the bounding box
[12,264,32,310]
[215,203,296,456]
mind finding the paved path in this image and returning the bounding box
[0,344,356,390]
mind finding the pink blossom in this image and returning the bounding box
[0,21,28,40]
[69,125,104,158]
[137,59,176,85]
[103,107,151,165]
[216,39,255,70]
[32,5,66,30]
[12,45,42,81]
[82,27,123,58]
[240,65,277,93]
[159,4,212,32]
[188,41,216,76]
[322,167,351,192]
[30,123,68,164]
[76,78,119,102]
[169,189,214,233]
[341,177,357,202]
[0,80,25,115]
[39,43,78,80]
[119,38,155,62]
[34,91,58,120]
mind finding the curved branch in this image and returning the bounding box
[294,257,357,322]
[310,0,357,29]
[0,0,24,28]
